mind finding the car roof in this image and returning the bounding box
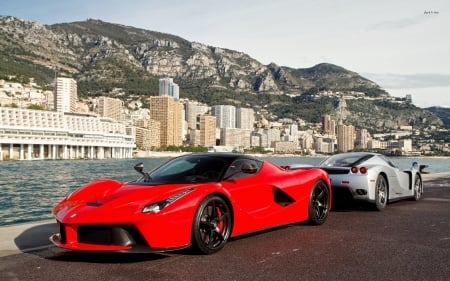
[178,152,261,162]
[334,152,380,157]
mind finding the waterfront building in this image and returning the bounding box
[368,139,388,150]
[272,141,297,154]
[400,139,413,153]
[55,77,77,113]
[250,128,281,148]
[236,107,255,130]
[150,95,183,146]
[298,132,315,151]
[135,119,161,149]
[0,107,135,160]
[188,129,199,146]
[314,136,335,154]
[220,128,251,148]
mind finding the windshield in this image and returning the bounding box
[319,153,374,167]
[140,155,230,184]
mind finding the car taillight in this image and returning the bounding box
[359,166,368,174]
[351,166,368,174]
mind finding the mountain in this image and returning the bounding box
[426,107,450,127]
[0,16,444,130]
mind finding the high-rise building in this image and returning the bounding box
[55,77,77,113]
[212,105,236,129]
[236,107,255,130]
[150,96,183,146]
[97,97,124,121]
[355,128,369,150]
[158,78,179,100]
[185,102,209,129]
[135,119,161,149]
[322,114,336,136]
[337,123,355,152]
[199,114,216,146]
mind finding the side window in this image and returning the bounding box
[224,159,260,180]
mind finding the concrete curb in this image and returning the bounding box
[0,219,56,257]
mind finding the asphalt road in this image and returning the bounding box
[1,175,449,281]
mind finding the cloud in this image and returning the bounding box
[367,14,433,31]
[362,73,450,89]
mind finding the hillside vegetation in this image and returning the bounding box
[0,16,445,132]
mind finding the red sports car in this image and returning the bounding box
[50,153,331,254]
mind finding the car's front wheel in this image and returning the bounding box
[192,195,232,254]
[308,180,330,225]
[374,174,388,211]
[413,174,423,201]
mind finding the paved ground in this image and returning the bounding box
[1,173,449,281]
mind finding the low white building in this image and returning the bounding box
[0,107,135,160]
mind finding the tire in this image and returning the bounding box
[308,180,330,225]
[374,175,388,211]
[413,174,423,201]
[192,195,232,254]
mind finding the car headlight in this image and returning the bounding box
[142,188,195,214]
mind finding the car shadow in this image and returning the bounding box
[47,250,170,263]
[13,222,171,263]
[331,194,375,212]
[14,222,58,252]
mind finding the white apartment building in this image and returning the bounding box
[236,107,255,130]
[212,105,236,129]
[55,77,77,113]
[0,107,135,160]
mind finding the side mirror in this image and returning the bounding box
[134,162,145,175]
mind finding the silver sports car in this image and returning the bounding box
[317,152,423,210]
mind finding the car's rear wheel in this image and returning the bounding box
[413,175,423,201]
[308,180,330,225]
[192,195,232,254]
[374,175,388,211]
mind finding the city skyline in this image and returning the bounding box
[1,76,448,159]
[2,0,449,108]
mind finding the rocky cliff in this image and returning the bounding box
[0,16,444,130]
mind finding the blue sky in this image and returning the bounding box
[2,0,449,107]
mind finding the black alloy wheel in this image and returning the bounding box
[308,180,330,225]
[192,195,232,254]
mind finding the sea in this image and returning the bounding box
[1,155,449,227]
